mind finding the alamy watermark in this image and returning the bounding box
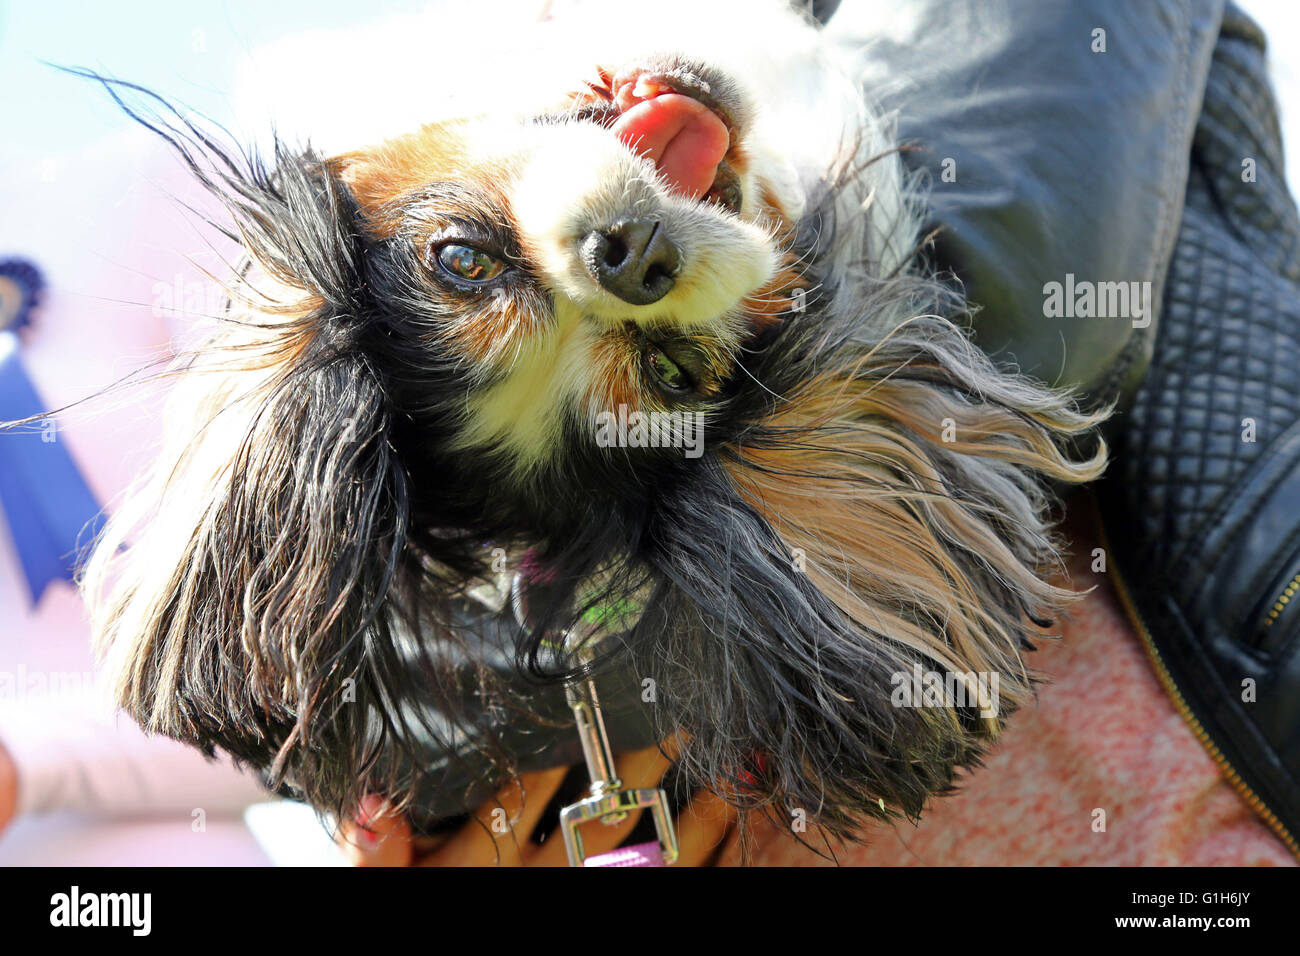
[1042,273,1152,328]
[151,274,227,321]
[594,404,705,458]
[49,886,151,936]
[890,663,1001,719]
[0,664,96,702]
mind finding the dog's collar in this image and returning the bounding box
[507,549,649,653]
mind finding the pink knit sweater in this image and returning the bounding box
[720,494,1298,867]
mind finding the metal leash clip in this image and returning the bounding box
[559,673,678,867]
[511,568,677,867]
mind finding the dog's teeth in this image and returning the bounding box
[633,77,671,99]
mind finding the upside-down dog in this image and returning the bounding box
[80,0,1106,843]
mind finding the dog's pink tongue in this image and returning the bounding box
[612,93,728,200]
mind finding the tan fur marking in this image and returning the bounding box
[722,363,1106,731]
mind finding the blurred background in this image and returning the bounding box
[1,0,1297,865]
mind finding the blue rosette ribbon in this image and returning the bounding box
[0,258,106,604]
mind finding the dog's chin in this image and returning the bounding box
[601,56,805,221]
[605,59,750,207]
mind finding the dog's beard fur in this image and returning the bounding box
[74,44,1107,847]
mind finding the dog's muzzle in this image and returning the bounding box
[580,217,683,305]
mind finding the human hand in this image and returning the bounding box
[337,744,736,866]
[0,740,17,837]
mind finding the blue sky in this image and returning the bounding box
[0,0,426,155]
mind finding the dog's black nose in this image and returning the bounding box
[580,219,682,305]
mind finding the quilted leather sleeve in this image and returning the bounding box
[1100,3,1300,854]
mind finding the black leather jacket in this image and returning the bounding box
[846,0,1300,857]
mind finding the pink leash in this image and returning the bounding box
[583,841,668,867]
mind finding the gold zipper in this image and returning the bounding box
[1104,537,1300,860]
[1263,571,1300,630]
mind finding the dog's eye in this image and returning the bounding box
[435,243,506,283]
[646,345,693,393]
